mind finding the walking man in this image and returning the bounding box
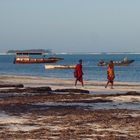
[105,60,115,89]
[74,59,84,87]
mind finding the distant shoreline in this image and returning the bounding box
[1,52,140,55]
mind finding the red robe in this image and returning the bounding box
[74,64,83,82]
[107,64,115,81]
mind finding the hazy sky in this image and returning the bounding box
[0,0,140,53]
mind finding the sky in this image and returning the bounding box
[0,0,140,53]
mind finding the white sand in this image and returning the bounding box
[107,96,140,102]
[0,75,140,94]
[0,111,27,124]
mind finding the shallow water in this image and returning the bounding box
[0,53,140,82]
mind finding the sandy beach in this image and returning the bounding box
[0,75,140,139]
[1,0,140,139]
[1,75,140,92]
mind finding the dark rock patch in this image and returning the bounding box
[0,86,52,93]
[25,87,52,93]
[54,88,89,93]
[0,84,24,88]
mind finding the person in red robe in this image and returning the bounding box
[74,59,84,87]
[105,60,115,89]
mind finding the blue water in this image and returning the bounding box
[0,54,140,82]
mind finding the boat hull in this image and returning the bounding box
[14,58,61,64]
[45,65,76,69]
[14,57,64,64]
[15,59,57,64]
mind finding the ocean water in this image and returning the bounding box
[0,53,140,82]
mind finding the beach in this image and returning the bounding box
[1,0,140,139]
[0,75,140,139]
[1,75,140,92]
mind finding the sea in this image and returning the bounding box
[0,53,140,82]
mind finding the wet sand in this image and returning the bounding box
[0,75,140,139]
[1,75,140,93]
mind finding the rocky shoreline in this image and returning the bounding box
[0,75,139,139]
[0,84,139,139]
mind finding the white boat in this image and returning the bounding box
[45,64,75,69]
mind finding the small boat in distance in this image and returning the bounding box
[45,64,76,69]
[98,57,135,66]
